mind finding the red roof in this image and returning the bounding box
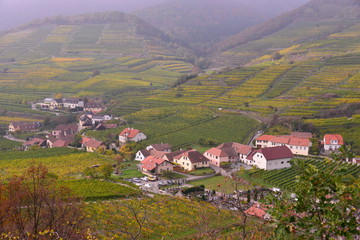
[23,138,45,146]
[81,136,92,144]
[83,139,104,149]
[205,148,229,157]
[324,134,344,145]
[260,146,294,160]
[256,135,275,141]
[119,128,141,138]
[244,203,270,219]
[288,137,311,147]
[52,139,71,148]
[53,124,78,132]
[141,156,167,171]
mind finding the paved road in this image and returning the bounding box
[3,135,26,143]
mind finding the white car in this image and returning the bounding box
[143,183,152,188]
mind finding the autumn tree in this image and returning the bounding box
[266,146,360,240]
[0,165,86,239]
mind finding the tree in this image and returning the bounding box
[267,147,359,240]
[0,165,86,239]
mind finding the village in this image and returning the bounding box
[4,96,359,220]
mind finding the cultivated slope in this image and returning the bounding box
[0,11,195,114]
[212,0,360,67]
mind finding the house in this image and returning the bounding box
[82,138,105,152]
[119,128,147,143]
[91,114,113,126]
[255,134,311,156]
[146,143,172,153]
[50,98,63,110]
[8,121,41,133]
[173,150,210,171]
[162,150,188,162]
[135,149,151,161]
[245,146,294,170]
[22,138,46,150]
[204,142,253,166]
[62,98,84,109]
[78,115,93,130]
[139,156,173,175]
[323,134,343,152]
[84,103,106,113]
[52,124,78,138]
[244,203,271,220]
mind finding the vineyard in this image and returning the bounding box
[61,179,140,201]
[86,195,241,239]
[248,158,360,191]
[86,106,260,149]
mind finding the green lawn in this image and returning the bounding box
[189,175,248,194]
[187,167,215,176]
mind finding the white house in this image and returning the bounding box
[135,149,151,161]
[323,134,343,151]
[245,146,294,170]
[119,128,147,143]
[204,142,253,166]
[256,134,311,156]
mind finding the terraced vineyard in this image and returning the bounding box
[248,158,360,191]
[86,106,260,149]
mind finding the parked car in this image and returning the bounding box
[166,180,173,185]
[141,176,148,181]
[148,175,157,181]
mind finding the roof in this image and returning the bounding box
[149,150,167,159]
[53,124,78,132]
[63,97,81,104]
[324,134,344,145]
[84,103,104,108]
[52,139,71,148]
[119,128,141,138]
[11,121,41,130]
[211,142,253,156]
[271,136,291,144]
[141,156,167,171]
[291,132,313,139]
[83,139,104,149]
[163,150,188,162]
[176,150,210,164]
[256,135,275,141]
[205,147,230,157]
[244,204,269,219]
[23,138,45,146]
[259,146,294,160]
[138,149,151,157]
[288,137,311,147]
[148,143,172,151]
[81,136,93,144]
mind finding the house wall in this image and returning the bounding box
[203,152,228,166]
[256,140,270,148]
[252,153,291,170]
[131,133,147,142]
[288,145,309,156]
[324,144,341,151]
[135,151,146,161]
[155,161,173,174]
[193,161,209,169]
[119,136,128,143]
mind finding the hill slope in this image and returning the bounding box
[0,11,195,115]
[134,0,309,52]
[212,0,360,67]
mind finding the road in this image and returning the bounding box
[3,134,26,143]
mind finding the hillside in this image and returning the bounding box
[134,0,309,52]
[0,11,195,118]
[212,0,360,67]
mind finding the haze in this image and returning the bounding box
[0,0,310,31]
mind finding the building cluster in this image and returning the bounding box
[36,97,106,113]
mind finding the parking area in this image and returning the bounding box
[124,177,185,194]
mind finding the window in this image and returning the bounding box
[187,163,189,166]
[287,161,290,163]
[281,161,284,164]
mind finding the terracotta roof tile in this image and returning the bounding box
[324,134,344,145]
[141,156,167,171]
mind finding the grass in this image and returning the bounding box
[186,167,215,176]
[189,175,245,194]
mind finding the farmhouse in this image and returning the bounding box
[47,137,73,148]
[173,150,210,171]
[146,143,172,152]
[8,121,41,133]
[139,156,173,175]
[245,146,294,170]
[22,138,46,150]
[62,97,84,109]
[82,138,105,152]
[119,128,147,143]
[323,134,343,152]
[135,149,151,161]
[84,103,106,113]
[244,203,271,220]
[52,124,78,138]
[204,142,253,166]
[256,134,311,156]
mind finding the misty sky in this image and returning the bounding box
[0,0,310,32]
[0,0,169,31]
